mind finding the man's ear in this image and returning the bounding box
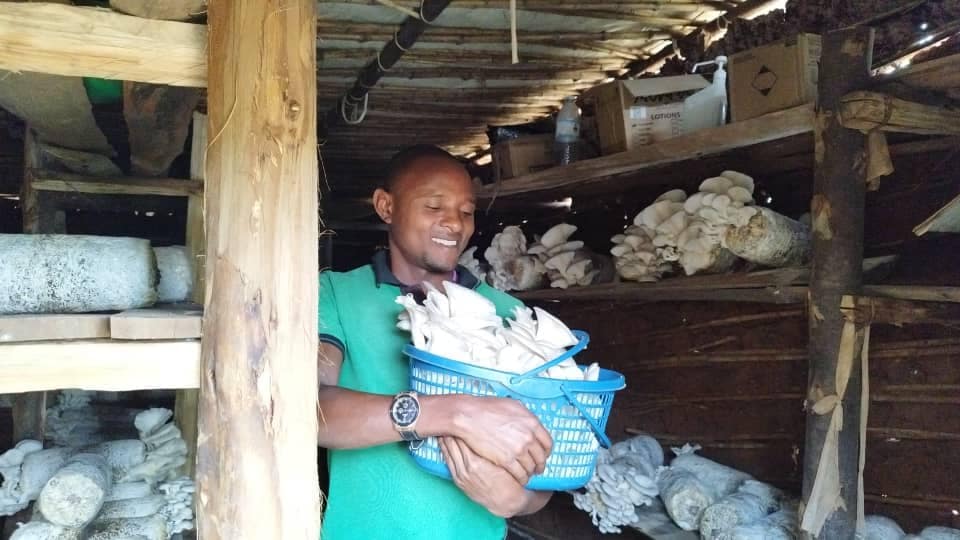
[372,188,393,224]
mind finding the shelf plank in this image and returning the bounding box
[478,104,813,201]
[0,313,110,342]
[110,307,202,340]
[0,339,200,393]
[32,174,202,197]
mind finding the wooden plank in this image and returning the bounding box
[174,386,199,478]
[0,313,110,342]
[178,112,207,480]
[913,192,960,235]
[109,307,203,340]
[863,285,960,304]
[186,111,207,304]
[198,0,321,538]
[32,174,201,197]
[0,3,207,88]
[876,52,960,97]
[477,104,814,201]
[0,339,200,393]
[840,91,960,135]
[803,27,874,539]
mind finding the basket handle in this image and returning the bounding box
[559,384,612,449]
[510,330,590,384]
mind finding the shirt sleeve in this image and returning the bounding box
[318,271,346,352]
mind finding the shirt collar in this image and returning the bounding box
[371,249,480,291]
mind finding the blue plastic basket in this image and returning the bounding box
[404,330,626,491]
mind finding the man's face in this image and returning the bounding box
[375,156,476,275]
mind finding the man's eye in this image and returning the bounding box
[426,205,440,210]
[462,210,474,217]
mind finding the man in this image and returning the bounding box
[317,145,554,540]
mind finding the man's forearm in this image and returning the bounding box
[317,385,465,449]
[516,490,552,517]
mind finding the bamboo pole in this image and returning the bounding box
[197,1,321,538]
[801,27,874,540]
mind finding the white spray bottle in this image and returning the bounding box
[681,55,728,134]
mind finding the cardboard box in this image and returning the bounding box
[582,75,710,155]
[492,134,555,180]
[729,33,822,122]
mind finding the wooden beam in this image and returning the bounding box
[859,296,960,326]
[31,174,201,197]
[0,3,206,87]
[176,111,207,479]
[840,91,960,135]
[198,0,321,538]
[478,104,813,201]
[0,340,200,393]
[802,27,874,540]
[862,285,960,304]
[876,53,960,97]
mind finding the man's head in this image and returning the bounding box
[373,145,476,278]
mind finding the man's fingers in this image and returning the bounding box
[532,423,553,458]
[517,453,537,480]
[440,437,466,482]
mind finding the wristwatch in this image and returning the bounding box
[390,391,423,443]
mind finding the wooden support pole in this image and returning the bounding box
[197,1,321,538]
[802,27,874,540]
[12,127,50,445]
[175,112,207,479]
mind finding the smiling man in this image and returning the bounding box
[317,145,553,540]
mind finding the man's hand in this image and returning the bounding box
[439,437,551,518]
[449,396,553,485]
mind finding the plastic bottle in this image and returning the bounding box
[554,96,581,165]
[681,55,728,134]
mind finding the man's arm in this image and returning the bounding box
[439,436,553,518]
[317,343,553,485]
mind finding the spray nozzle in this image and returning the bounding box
[691,55,728,73]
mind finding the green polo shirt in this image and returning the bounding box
[318,251,523,540]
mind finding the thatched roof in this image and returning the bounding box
[317,0,775,196]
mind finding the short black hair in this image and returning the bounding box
[383,144,464,192]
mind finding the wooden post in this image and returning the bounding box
[197,1,321,539]
[175,112,206,479]
[13,127,50,444]
[801,27,874,540]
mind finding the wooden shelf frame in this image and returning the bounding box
[0,339,201,394]
[478,104,814,202]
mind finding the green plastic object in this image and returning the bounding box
[83,77,123,105]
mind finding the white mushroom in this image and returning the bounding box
[540,223,578,249]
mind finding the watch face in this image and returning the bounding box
[392,395,419,427]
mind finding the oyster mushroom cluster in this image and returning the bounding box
[612,170,809,281]
[483,223,611,291]
[483,225,545,291]
[571,434,663,534]
[396,280,598,381]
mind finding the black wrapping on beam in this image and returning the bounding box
[322,0,454,136]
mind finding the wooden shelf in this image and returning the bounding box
[0,306,202,393]
[478,104,814,203]
[0,339,200,393]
